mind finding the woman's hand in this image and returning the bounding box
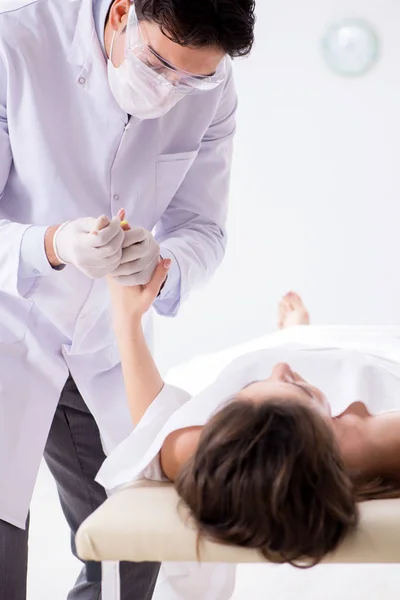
[108,259,171,326]
[92,208,170,325]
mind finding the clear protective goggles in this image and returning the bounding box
[124,3,226,95]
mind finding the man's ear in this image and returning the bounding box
[108,0,130,32]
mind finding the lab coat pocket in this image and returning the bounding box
[155,150,199,221]
[0,292,33,345]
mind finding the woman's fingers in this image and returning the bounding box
[144,259,171,298]
[117,208,131,231]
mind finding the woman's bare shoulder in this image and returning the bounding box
[160,427,203,482]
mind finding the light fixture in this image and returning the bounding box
[321,19,380,77]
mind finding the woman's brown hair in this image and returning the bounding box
[175,399,359,566]
[355,477,400,502]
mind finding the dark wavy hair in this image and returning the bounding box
[175,399,359,566]
[135,0,256,58]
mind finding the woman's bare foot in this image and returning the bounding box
[278,292,310,329]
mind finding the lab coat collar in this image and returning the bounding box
[67,0,127,123]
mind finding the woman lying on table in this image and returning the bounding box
[98,259,400,567]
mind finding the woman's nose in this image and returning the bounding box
[271,362,293,381]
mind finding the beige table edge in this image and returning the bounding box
[76,481,400,564]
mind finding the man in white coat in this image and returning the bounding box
[0,0,255,597]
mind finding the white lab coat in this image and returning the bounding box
[0,0,236,528]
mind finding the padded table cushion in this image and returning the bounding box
[76,480,400,564]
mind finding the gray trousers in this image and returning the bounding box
[0,376,160,600]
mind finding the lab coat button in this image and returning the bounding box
[113,194,120,201]
[78,76,86,85]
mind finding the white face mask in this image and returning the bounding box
[107,31,185,120]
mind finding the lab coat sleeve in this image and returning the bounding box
[153,63,237,317]
[0,49,51,298]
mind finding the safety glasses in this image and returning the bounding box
[124,3,226,94]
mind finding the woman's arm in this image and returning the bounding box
[114,319,164,426]
[109,259,203,480]
[108,260,170,425]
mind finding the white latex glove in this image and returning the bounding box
[112,227,160,286]
[53,215,124,278]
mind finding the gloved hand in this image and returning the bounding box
[112,227,160,286]
[53,215,124,278]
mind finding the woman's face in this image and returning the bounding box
[238,363,331,419]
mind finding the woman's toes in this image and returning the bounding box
[288,291,304,309]
[284,295,293,310]
[277,301,288,329]
[278,301,287,317]
[278,291,310,327]
[285,291,297,310]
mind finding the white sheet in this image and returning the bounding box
[97,325,400,600]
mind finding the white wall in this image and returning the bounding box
[155,0,400,373]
